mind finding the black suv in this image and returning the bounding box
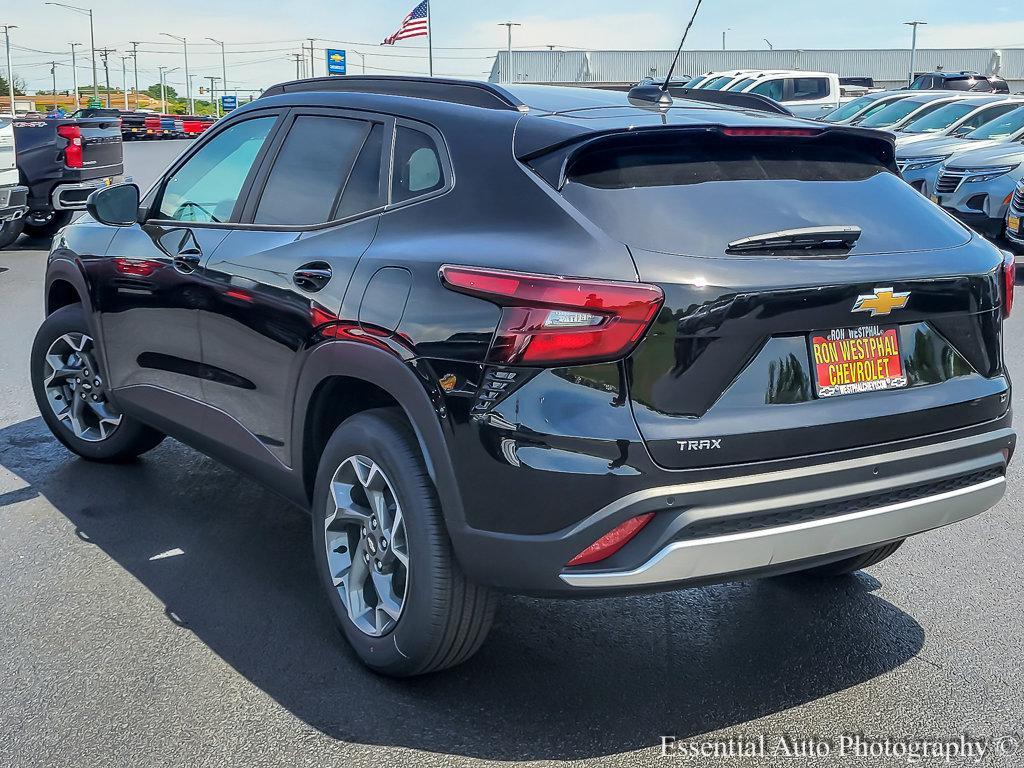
[32,77,1015,676]
[909,71,1010,93]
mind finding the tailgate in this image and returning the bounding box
[555,127,1009,469]
[69,117,123,172]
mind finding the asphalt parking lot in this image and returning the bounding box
[1,140,1023,768]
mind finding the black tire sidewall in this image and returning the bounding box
[0,216,25,249]
[312,410,450,676]
[31,304,162,462]
[23,210,73,240]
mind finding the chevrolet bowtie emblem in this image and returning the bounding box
[852,287,910,317]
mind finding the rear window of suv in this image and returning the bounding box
[558,132,970,258]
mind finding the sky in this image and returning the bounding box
[4,1,1024,99]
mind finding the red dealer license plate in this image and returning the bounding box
[810,325,907,398]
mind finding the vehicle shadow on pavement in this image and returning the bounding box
[0,417,925,762]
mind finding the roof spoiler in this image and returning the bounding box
[663,87,794,116]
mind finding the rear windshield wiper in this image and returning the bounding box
[726,225,862,253]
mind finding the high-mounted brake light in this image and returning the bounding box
[57,124,83,168]
[1002,251,1015,318]
[566,513,655,566]
[439,265,664,366]
[721,127,820,137]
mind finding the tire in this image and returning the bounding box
[22,209,74,240]
[0,216,24,249]
[794,539,904,577]
[31,304,165,462]
[312,408,497,676]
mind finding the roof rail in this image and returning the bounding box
[665,87,794,116]
[260,75,528,112]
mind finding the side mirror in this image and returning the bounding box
[86,183,140,227]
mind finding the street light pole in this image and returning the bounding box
[158,66,177,113]
[45,4,98,101]
[69,43,80,109]
[904,20,927,86]
[207,38,227,113]
[162,33,192,113]
[308,38,316,77]
[722,28,731,50]
[498,22,521,84]
[764,38,773,50]
[1,25,16,116]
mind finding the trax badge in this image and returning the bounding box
[852,287,910,317]
[677,439,722,451]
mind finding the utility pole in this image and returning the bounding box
[121,55,130,110]
[98,47,114,107]
[290,53,303,80]
[352,50,365,74]
[49,62,57,108]
[308,38,316,77]
[904,20,927,86]
[206,76,220,116]
[129,41,140,108]
[498,22,521,84]
[69,42,81,109]
[207,38,227,110]
[45,4,98,101]
[1,25,16,117]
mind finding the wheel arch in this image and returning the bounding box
[293,341,466,529]
[44,258,91,316]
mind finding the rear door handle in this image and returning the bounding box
[293,263,333,292]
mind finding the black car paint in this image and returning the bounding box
[44,84,1014,596]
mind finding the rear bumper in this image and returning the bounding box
[562,472,1004,588]
[52,176,122,210]
[454,420,1014,596]
[0,185,28,221]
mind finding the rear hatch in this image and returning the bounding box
[543,126,1009,469]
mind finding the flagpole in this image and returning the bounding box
[427,0,433,77]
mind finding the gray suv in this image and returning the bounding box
[930,144,1024,239]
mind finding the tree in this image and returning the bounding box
[145,83,178,99]
[0,75,27,97]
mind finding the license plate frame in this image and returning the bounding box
[809,325,907,399]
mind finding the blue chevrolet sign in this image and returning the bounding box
[326,49,347,76]
[221,94,237,112]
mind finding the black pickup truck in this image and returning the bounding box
[6,113,123,243]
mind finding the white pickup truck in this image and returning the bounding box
[0,115,29,249]
[733,71,848,119]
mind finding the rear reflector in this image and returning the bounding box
[721,127,821,137]
[439,265,663,366]
[56,124,83,168]
[566,513,655,566]
[1002,250,1015,318]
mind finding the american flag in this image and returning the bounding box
[383,1,430,45]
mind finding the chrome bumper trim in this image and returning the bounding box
[560,476,1005,587]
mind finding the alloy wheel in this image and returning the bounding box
[42,332,123,442]
[324,455,410,637]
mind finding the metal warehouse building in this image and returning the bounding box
[489,48,1024,92]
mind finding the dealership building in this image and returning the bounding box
[489,48,1024,92]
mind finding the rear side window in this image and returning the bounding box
[961,103,1019,132]
[254,115,373,226]
[391,125,445,204]
[750,79,783,101]
[558,132,970,258]
[158,116,275,223]
[790,78,828,101]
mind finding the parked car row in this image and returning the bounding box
[124,112,215,141]
[669,68,850,118]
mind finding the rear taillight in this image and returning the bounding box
[1002,250,1015,318]
[56,124,83,168]
[439,265,664,366]
[566,513,655,566]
